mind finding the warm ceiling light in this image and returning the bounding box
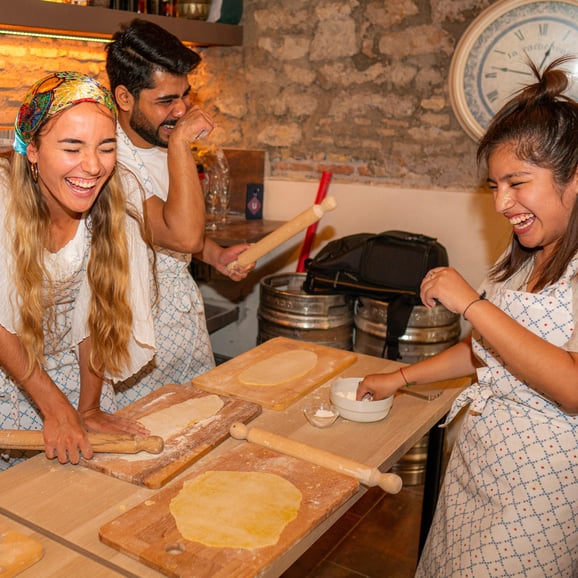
[0,27,201,47]
[0,27,110,43]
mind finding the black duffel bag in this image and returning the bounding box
[303,230,449,360]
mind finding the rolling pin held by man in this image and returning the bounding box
[227,196,338,272]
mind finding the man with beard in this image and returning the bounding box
[105,19,252,407]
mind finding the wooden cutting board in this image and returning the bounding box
[0,523,43,577]
[192,337,357,410]
[100,444,359,578]
[82,384,261,489]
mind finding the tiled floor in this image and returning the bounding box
[282,483,424,578]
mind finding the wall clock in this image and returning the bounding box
[449,0,578,140]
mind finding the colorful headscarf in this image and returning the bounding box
[13,71,117,155]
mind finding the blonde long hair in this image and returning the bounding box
[9,151,135,378]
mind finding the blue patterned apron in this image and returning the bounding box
[416,259,578,577]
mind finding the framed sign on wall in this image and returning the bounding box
[449,0,578,140]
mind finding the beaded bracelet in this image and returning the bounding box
[399,367,410,387]
[462,290,487,320]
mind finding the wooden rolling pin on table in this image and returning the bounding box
[230,422,403,494]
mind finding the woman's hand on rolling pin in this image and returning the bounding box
[215,243,255,281]
[420,267,479,314]
[356,372,405,401]
[43,407,92,465]
[82,408,150,440]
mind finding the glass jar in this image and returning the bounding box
[176,0,211,20]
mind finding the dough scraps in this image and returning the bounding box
[0,530,43,573]
[169,470,302,549]
[238,350,318,386]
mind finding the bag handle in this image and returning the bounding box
[381,296,415,360]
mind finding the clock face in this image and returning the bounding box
[449,0,578,140]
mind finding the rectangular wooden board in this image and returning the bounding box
[100,444,359,578]
[82,384,261,489]
[191,337,357,410]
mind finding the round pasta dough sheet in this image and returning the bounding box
[169,470,302,549]
[238,350,318,386]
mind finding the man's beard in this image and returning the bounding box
[129,106,175,149]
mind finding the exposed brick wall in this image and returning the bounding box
[0,0,492,190]
[0,36,108,124]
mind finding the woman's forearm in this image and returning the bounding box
[465,298,578,412]
[77,337,104,416]
[396,339,477,386]
[0,324,72,420]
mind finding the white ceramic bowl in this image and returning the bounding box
[330,377,393,423]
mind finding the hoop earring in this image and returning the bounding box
[30,162,38,183]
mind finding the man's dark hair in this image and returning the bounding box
[105,19,201,98]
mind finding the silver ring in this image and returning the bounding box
[428,271,434,279]
[194,128,208,141]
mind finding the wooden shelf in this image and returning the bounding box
[0,0,243,46]
[206,216,286,247]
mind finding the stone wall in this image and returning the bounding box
[0,0,493,190]
[198,0,493,190]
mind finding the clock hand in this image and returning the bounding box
[491,66,533,76]
[538,43,554,71]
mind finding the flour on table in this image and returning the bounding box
[238,350,318,386]
[169,470,302,549]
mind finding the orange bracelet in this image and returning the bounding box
[399,367,410,387]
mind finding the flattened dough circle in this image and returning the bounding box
[238,350,318,386]
[169,470,302,549]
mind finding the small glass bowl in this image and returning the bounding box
[303,403,339,428]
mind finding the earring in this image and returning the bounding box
[30,162,38,183]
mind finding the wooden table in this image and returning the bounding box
[0,350,468,577]
[0,513,114,576]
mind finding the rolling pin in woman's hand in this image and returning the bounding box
[230,422,402,494]
[227,196,337,271]
[0,430,164,454]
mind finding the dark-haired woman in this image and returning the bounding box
[358,58,578,577]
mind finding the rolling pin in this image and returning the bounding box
[228,196,337,270]
[230,422,402,494]
[0,430,164,454]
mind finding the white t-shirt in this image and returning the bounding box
[116,124,170,202]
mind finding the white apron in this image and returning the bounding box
[416,258,578,577]
[114,127,214,408]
